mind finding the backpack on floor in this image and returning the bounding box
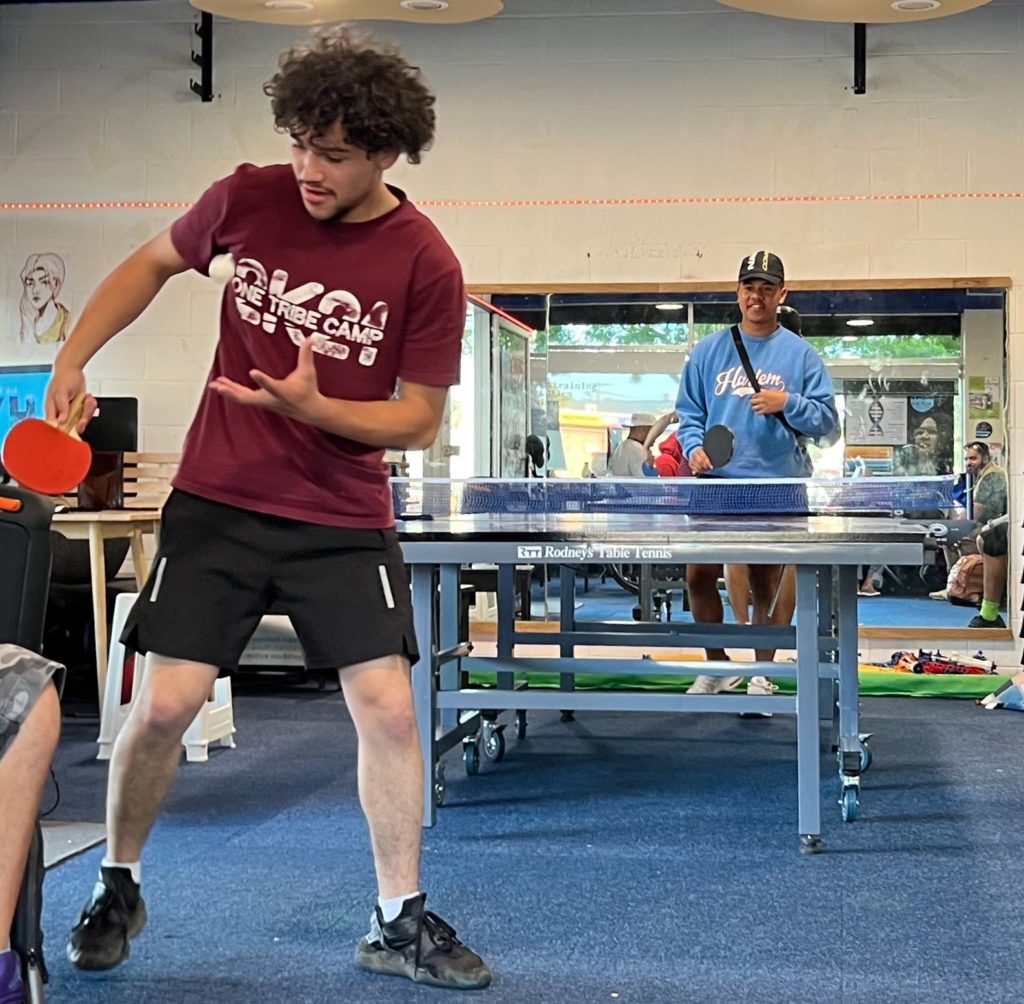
[947,553,984,607]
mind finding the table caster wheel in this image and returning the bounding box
[514,710,527,740]
[433,764,446,806]
[463,739,480,776]
[858,734,873,772]
[482,726,506,762]
[840,786,859,822]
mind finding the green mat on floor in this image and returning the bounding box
[466,669,1006,699]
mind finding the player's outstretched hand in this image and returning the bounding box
[209,335,324,423]
[689,447,712,476]
[45,365,98,433]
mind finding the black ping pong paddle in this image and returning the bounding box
[703,424,734,469]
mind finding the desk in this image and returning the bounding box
[398,507,931,851]
[52,509,161,697]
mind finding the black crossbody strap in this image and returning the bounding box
[729,325,803,438]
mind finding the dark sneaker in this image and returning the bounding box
[354,893,491,990]
[0,949,25,1004]
[67,866,147,971]
[968,614,1006,628]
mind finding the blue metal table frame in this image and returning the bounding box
[398,514,929,852]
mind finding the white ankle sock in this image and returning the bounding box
[101,858,141,885]
[378,891,420,923]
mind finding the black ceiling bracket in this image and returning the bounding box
[190,12,214,102]
[853,23,866,95]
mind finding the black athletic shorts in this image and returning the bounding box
[121,490,419,672]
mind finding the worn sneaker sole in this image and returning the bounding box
[66,902,148,972]
[354,939,492,990]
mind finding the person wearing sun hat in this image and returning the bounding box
[608,411,657,476]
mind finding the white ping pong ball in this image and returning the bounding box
[209,253,235,284]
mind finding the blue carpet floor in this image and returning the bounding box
[537,576,992,630]
[39,686,1023,1003]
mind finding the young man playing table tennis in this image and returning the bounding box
[47,26,489,992]
[676,251,838,695]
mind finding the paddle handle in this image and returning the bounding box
[57,393,86,438]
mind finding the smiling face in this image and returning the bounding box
[914,419,939,454]
[290,121,398,222]
[737,278,787,334]
[965,445,987,473]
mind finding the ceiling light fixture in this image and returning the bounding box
[846,318,875,327]
[655,303,685,311]
[192,0,500,26]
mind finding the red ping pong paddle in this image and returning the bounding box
[703,424,734,469]
[1,393,93,495]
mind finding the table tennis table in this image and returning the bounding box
[396,476,949,852]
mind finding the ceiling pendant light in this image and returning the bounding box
[716,1,990,22]
[191,0,502,26]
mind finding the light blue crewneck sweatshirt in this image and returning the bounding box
[675,325,838,478]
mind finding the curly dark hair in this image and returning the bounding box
[264,26,436,164]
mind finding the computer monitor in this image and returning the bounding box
[0,363,52,456]
[84,397,138,452]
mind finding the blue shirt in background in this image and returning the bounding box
[675,325,838,478]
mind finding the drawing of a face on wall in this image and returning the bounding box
[19,253,71,345]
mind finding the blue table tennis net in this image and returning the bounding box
[392,476,959,519]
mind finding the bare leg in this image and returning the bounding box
[0,683,59,942]
[724,565,750,626]
[339,655,422,899]
[107,655,218,862]
[982,552,1008,606]
[750,563,791,662]
[686,563,727,661]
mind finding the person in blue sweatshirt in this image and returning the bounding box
[676,251,838,697]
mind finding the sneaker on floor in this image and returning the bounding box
[686,674,743,695]
[67,866,147,971]
[354,894,490,990]
[929,589,949,601]
[0,949,25,1004]
[741,675,779,718]
[968,613,1006,628]
[747,675,779,697]
[857,587,881,597]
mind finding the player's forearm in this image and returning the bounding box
[309,396,442,450]
[56,253,179,371]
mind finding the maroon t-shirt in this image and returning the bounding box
[168,164,464,527]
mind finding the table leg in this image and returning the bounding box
[795,565,822,852]
[130,528,150,586]
[411,564,438,827]
[836,565,865,822]
[88,525,110,700]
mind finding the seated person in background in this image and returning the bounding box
[608,412,656,476]
[676,251,838,696]
[966,441,1007,524]
[931,441,1007,599]
[967,514,1009,628]
[0,650,62,1004]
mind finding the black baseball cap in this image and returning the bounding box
[739,251,785,285]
